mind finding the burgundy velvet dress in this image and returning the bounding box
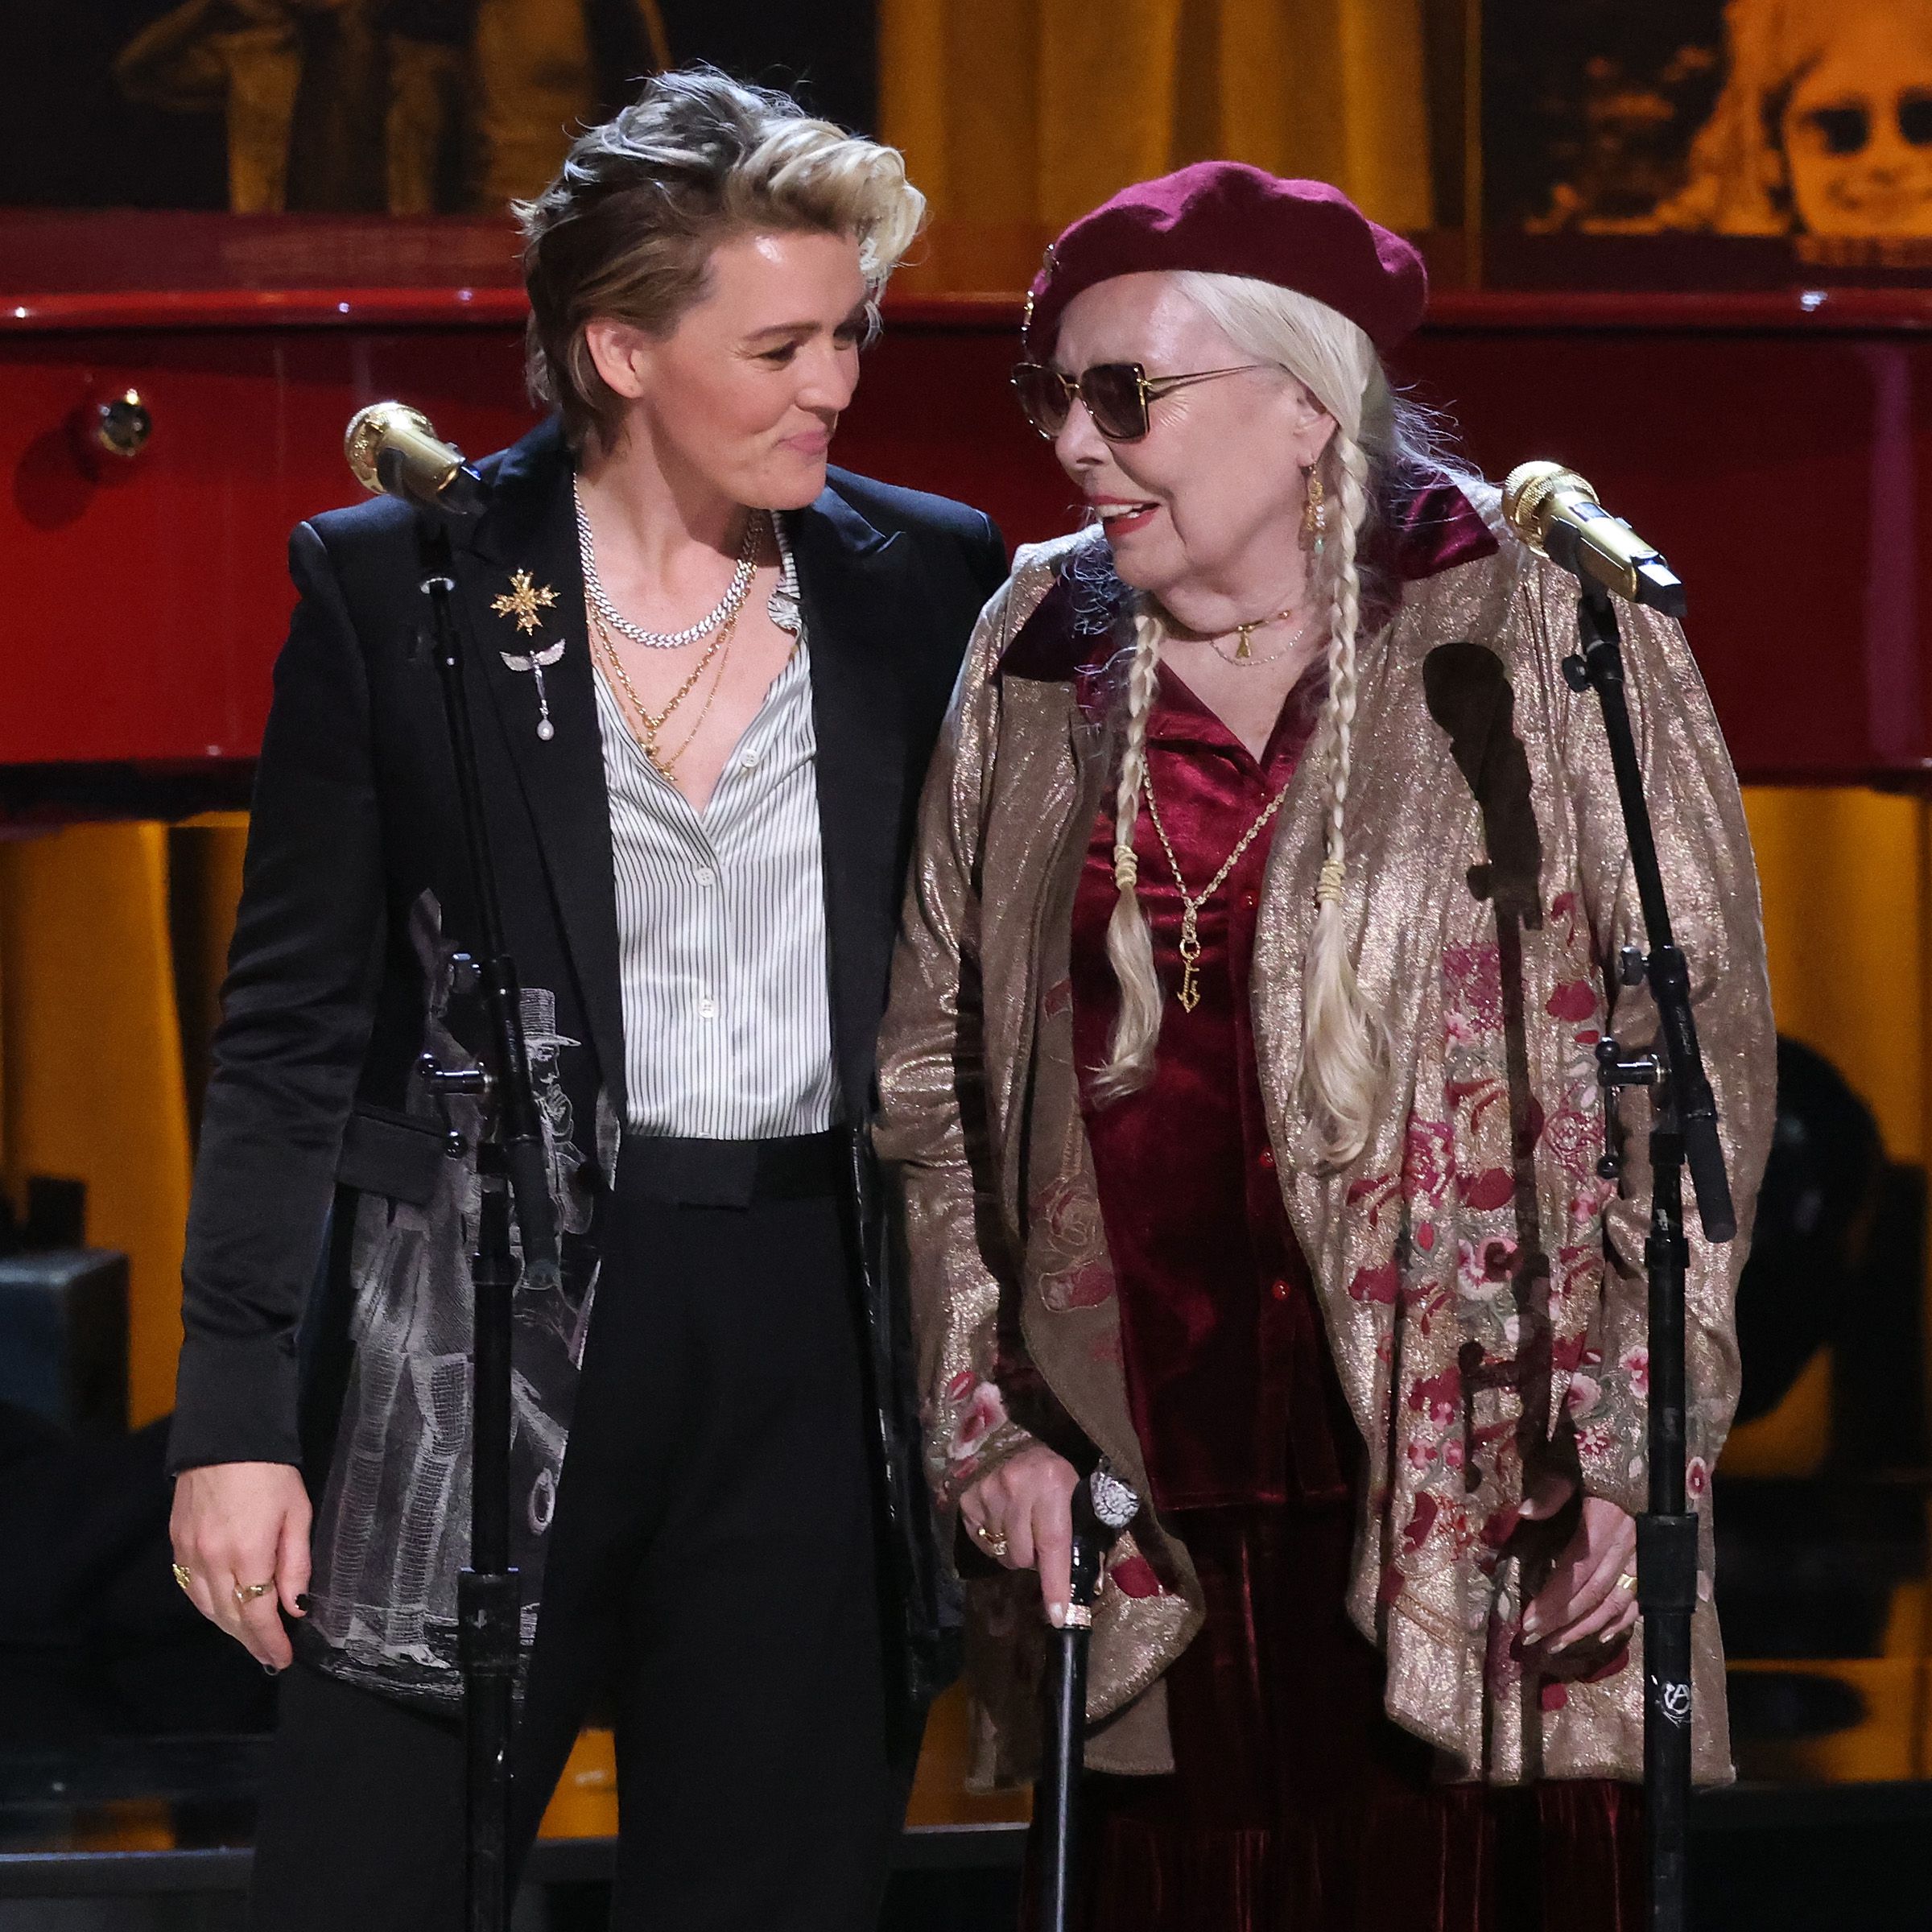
[1059,670,1641,1932]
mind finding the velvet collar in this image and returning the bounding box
[997,479,1497,688]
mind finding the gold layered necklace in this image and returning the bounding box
[1142,770,1290,1012]
[589,601,741,780]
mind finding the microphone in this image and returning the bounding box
[1501,462,1685,619]
[344,401,485,518]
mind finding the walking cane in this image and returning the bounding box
[1037,1467,1138,1932]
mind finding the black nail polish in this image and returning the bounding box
[262,1662,281,1677]
[295,1593,312,1612]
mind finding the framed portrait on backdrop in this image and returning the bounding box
[1478,0,1932,284]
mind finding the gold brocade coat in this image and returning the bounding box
[873,514,1777,1790]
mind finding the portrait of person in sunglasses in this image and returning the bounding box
[874,162,1776,1930]
[1657,0,1932,237]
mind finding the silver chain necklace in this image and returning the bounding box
[574,481,763,650]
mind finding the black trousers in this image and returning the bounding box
[250,1136,897,1930]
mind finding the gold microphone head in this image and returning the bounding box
[345,401,457,497]
[1501,460,1597,557]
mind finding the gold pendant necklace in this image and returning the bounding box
[1226,601,1300,663]
[1142,770,1290,1012]
[1216,605,1312,668]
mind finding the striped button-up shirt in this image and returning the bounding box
[592,616,836,1138]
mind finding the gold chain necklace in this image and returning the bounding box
[1141,769,1289,1012]
[1208,605,1312,669]
[1199,600,1298,663]
[590,601,738,775]
[651,628,737,777]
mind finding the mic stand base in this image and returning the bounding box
[1637,1505,1699,1932]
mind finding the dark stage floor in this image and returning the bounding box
[2,1758,1930,1932]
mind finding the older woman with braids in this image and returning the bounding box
[873,165,1775,1929]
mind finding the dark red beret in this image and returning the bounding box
[1024,162,1428,357]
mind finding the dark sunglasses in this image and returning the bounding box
[1011,360,1267,442]
[1802,91,1932,157]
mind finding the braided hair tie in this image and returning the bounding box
[1113,842,1140,893]
[1316,857,1347,905]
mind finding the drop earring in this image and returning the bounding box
[1302,468,1327,558]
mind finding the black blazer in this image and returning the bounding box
[172,415,1006,1706]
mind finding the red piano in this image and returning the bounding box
[6,213,1932,793]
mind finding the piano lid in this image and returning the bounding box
[3,211,1931,803]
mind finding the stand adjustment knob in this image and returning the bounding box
[1595,1035,1662,1181]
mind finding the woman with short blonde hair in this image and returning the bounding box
[169,67,1005,1932]
[877,163,1775,1928]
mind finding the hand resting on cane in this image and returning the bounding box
[960,1443,1082,1626]
[170,1461,312,1670]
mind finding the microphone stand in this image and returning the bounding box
[406,495,562,1932]
[1563,581,1736,1932]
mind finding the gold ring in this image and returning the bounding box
[1616,1571,1638,1594]
[233,1580,275,1605]
[974,1521,1009,1560]
[171,1563,193,1593]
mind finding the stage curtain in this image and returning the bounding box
[0,819,247,1430]
[880,0,1435,295]
[1741,788,1929,1167]
[0,824,192,1429]
[1723,786,1930,1478]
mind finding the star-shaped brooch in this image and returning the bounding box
[491,568,559,635]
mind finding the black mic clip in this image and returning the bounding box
[345,400,485,522]
[378,444,485,521]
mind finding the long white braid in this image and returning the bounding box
[1090,603,1166,1104]
[1298,431,1384,1164]
[1087,272,1434,1142]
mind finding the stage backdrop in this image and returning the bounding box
[5,0,1932,1815]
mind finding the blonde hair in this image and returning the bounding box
[1090,273,1418,1168]
[516,68,925,452]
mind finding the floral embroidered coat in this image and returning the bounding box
[872,504,1776,1789]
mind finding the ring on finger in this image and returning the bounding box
[171,1563,193,1594]
[973,1520,1009,1560]
[1616,1571,1638,1595]
[233,1580,275,1606]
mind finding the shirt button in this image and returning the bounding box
[699,994,717,1021]
[1270,1278,1291,1302]
[694,865,716,886]
[741,751,760,770]
[1257,1147,1276,1171]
